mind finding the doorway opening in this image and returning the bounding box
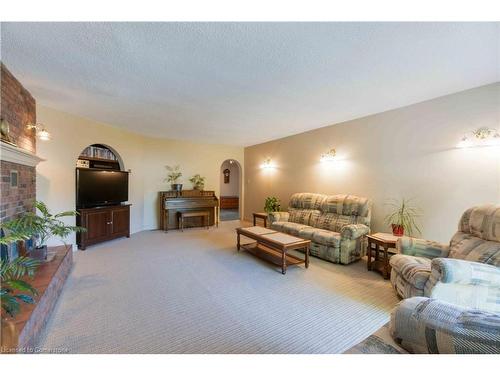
[219,159,241,221]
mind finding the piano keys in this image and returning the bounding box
[159,190,219,231]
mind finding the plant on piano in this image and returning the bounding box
[189,174,205,190]
[165,165,183,192]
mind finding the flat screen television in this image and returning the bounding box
[76,169,129,208]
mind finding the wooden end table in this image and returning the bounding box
[236,226,310,275]
[253,212,268,227]
[366,233,400,279]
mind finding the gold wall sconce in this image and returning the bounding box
[458,127,500,148]
[320,148,336,162]
[260,158,276,169]
[27,123,51,141]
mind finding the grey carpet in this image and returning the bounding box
[37,221,399,353]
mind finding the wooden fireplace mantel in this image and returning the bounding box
[0,141,45,167]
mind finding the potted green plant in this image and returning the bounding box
[264,196,281,213]
[0,253,40,351]
[0,201,85,261]
[189,174,206,190]
[165,165,183,192]
[384,198,421,237]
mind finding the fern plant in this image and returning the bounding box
[0,201,85,249]
[1,256,40,317]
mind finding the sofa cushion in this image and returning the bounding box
[289,193,326,210]
[311,229,341,247]
[270,221,286,232]
[288,208,317,225]
[310,212,357,233]
[272,221,311,236]
[297,226,317,241]
[320,194,371,219]
[390,254,432,290]
[449,232,500,266]
[459,205,500,242]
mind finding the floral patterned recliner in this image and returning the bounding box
[268,193,372,264]
[390,205,500,313]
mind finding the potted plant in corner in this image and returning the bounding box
[189,174,206,190]
[165,165,183,192]
[0,255,40,352]
[384,198,421,237]
[264,196,281,213]
[0,230,40,351]
[0,201,85,261]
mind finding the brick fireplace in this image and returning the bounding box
[0,63,38,222]
[1,63,74,353]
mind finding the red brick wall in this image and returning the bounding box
[1,64,36,153]
[0,63,37,222]
[0,161,36,221]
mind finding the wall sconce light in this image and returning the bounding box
[27,123,51,141]
[260,158,276,169]
[320,148,336,162]
[458,127,500,148]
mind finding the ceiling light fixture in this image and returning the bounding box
[320,148,336,162]
[458,127,500,148]
[27,123,52,141]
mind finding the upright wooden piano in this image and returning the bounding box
[159,190,219,231]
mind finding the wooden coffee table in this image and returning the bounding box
[236,226,310,274]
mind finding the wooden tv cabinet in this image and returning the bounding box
[76,204,130,250]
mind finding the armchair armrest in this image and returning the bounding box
[424,258,500,313]
[396,237,449,259]
[268,211,289,224]
[390,296,500,354]
[428,258,500,287]
[340,223,369,240]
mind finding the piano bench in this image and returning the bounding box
[178,211,210,232]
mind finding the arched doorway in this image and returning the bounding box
[219,159,241,221]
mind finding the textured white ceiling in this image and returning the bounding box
[1,22,499,146]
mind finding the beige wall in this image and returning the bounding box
[244,83,500,243]
[36,105,244,247]
[140,139,243,230]
[220,160,240,197]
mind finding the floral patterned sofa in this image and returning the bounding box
[390,205,500,313]
[345,296,500,354]
[348,204,500,354]
[268,193,372,264]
